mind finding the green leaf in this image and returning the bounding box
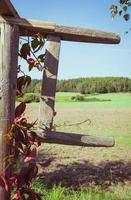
[110,5,118,18]
[123,5,128,11]
[119,0,127,4]
[38,54,45,62]
[31,38,40,51]
[20,43,30,60]
[34,42,44,53]
[119,10,123,16]
[31,37,44,53]
[123,13,130,21]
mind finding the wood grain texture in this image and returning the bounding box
[39,36,61,130]
[0,0,19,17]
[0,16,120,44]
[36,130,115,147]
[0,22,19,200]
[55,25,120,44]
[0,16,55,34]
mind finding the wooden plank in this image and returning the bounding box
[0,16,120,44]
[0,0,19,17]
[35,130,115,147]
[39,35,61,130]
[55,25,120,44]
[0,22,19,200]
[0,16,55,34]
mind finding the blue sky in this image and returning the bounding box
[12,0,131,79]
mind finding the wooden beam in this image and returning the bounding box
[0,22,19,200]
[39,35,61,130]
[35,130,115,147]
[55,25,120,44]
[0,16,120,44]
[0,16,55,34]
[0,0,19,17]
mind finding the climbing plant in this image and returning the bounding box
[0,34,48,200]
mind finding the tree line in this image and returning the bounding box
[25,77,131,94]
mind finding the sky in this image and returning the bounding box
[11,0,131,80]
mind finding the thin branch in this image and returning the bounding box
[54,119,91,129]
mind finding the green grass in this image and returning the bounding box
[25,93,131,148]
[55,93,131,109]
[33,182,131,200]
[23,93,131,199]
[56,92,80,102]
[20,92,131,109]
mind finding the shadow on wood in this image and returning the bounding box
[35,130,115,147]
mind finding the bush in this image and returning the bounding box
[71,95,111,103]
[17,93,40,103]
[71,95,85,101]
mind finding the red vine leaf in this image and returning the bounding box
[27,58,35,71]
[17,76,31,94]
[0,173,9,191]
[27,58,35,65]
[20,43,30,60]
[27,163,38,181]
[24,148,38,163]
[12,190,23,200]
[15,102,26,118]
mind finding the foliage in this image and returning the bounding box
[32,182,131,200]
[17,93,40,103]
[0,34,48,199]
[110,0,131,33]
[0,102,42,199]
[17,33,45,96]
[56,77,131,94]
[24,77,131,95]
[71,95,85,101]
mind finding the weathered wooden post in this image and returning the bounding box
[39,35,61,130]
[0,22,19,200]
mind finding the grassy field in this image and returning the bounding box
[25,93,131,199]
[55,92,131,109]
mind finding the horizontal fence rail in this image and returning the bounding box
[0,16,120,44]
[34,130,115,147]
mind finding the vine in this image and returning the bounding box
[0,33,48,199]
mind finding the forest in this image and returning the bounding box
[25,77,131,94]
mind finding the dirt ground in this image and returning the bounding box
[26,105,131,189]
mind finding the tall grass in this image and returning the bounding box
[33,182,131,200]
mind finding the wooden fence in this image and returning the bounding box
[0,0,120,199]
